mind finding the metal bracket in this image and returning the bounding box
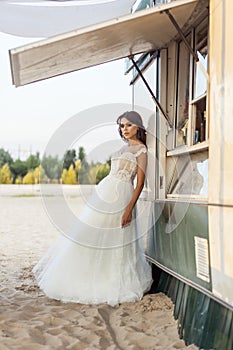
[129,56,172,128]
[164,9,199,62]
[164,9,209,80]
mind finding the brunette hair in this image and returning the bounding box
[116,111,147,146]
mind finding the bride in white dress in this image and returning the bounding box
[33,111,153,306]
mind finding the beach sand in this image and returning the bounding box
[0,185,198,350]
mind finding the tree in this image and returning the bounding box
[0,164,12,184]
[38,165,48,184]
[22,164,45,184]
[41,154,63,182]
[0,148,13,168]
[88,163,110,184]
[15,176,22,184]
[33,166,40,184]
[62,164,77,184]
[74,159,81,184]
[26,152,40,171]
[96,163,110,184]
[11,159,27,182]
[88,165,99,184]
[75,159,81,172]
[63,149,76,170]
[77,147,89,184]
[77,162,89,184]
[78,147,86,163]
[23,171,34,184]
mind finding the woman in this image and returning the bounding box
[33,111,153,306]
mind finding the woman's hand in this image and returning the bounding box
[121,207,133,228]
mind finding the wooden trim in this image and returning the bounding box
[167,140,208,156]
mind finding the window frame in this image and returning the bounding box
[171,16,209,155]
[165,15,209,201]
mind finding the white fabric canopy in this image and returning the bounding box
[0,0,135,37]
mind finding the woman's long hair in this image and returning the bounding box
[116,111,147,146]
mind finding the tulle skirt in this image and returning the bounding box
[33,174,153,306]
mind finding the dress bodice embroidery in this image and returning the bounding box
[109,144,147,183]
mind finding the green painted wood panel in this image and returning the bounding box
[148,201,211,290]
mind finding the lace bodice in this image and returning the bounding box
[109,144,147,183]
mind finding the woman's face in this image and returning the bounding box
[119,117,138,141]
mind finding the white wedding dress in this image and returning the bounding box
[33,144,153,306]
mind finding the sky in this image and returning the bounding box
[0,32,133,162]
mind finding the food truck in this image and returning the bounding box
[6,0,233,348]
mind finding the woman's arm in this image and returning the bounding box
[121,151,147,228]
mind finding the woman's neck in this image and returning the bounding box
[127,139,143,146]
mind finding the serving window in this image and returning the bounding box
[164,15,209,200]
[174,17,209,149]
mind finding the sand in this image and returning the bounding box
[0,185,198,350]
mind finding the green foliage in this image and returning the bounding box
[0,164,12,184]
[76,147,89,184]
[26,152,40,171]
[63,149,76,170]
[10,159,28,181]
[78,147,86,163]
[0,146,111,185]
[41,154,63,182]
[0,148,13,168]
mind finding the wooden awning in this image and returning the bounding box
[9,0,198,87]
